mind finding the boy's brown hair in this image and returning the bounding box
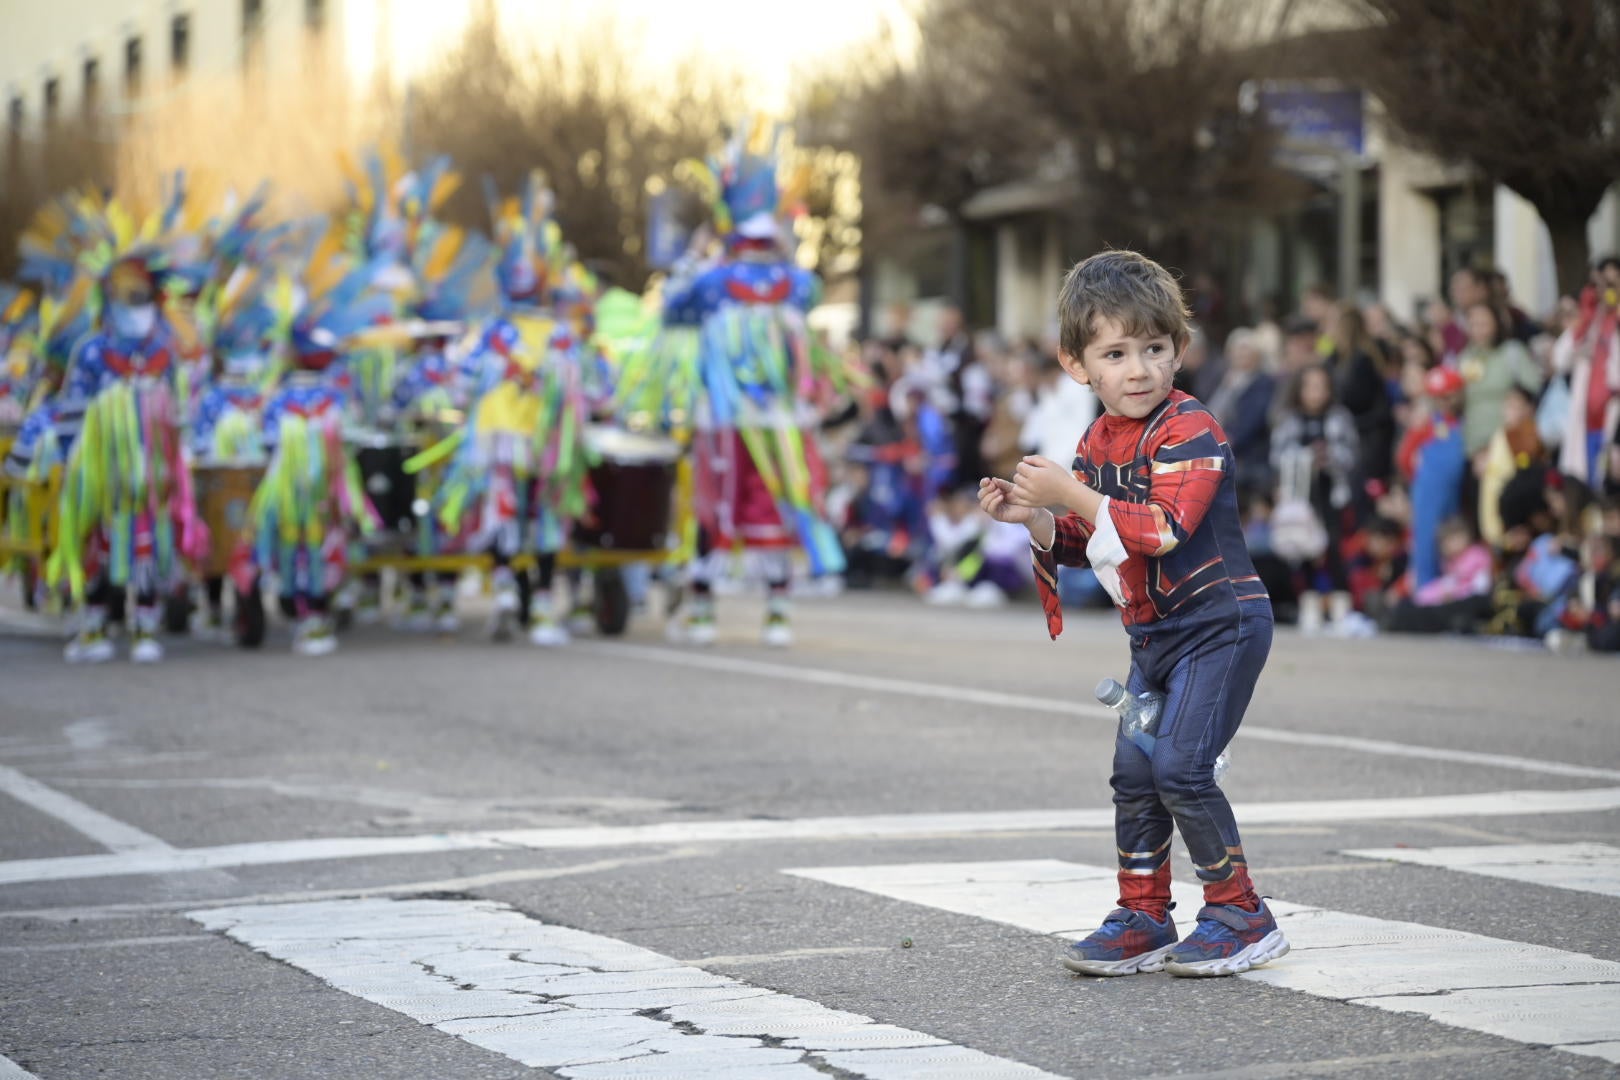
[1057,250,1191,360]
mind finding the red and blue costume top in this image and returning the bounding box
[1033,390,1266,636]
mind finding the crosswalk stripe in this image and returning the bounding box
[188,897,1063,1080]
[783,859,1620,1066]
[0,1055,40,1079]
[5,785,1620,887]
[1343,842,1620,899]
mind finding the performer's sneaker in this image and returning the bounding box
[396,596,434,633]
[1163,901,1289,978]
[64,630,116,665]
[130,632,164,664]
[567,604,594,637]
[528,617,569,648]
[761,612,793,648]
[434,606,461,635]
[293,617,338,658]
[683,612,718,646]
[1059,907,1178,977]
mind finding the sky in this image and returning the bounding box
[346,0,913,112]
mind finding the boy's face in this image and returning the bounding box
[1059,314,1180,420]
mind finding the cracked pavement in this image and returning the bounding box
[1,592,1619,1078]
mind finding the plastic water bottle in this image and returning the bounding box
[1096,678,1163,757]
[1095,677,1232,780]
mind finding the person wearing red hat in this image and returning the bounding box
[1397,365,1470,588]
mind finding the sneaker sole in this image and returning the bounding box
[1164,929,1290,978]
[1060,941,1177,977]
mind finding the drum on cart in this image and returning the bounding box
[574,426,682,552]
[192,461,269,647]
[193,463,263,577]
[351,432,419,546]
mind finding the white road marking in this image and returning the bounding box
[1343,842,1620,899]
[586,642,1620,783]
[0,1055,41,1079]
[0,762,171,854]
[783,859,1620,1065]
[189,897,1062,1080]
[3,786,1620,887]
[0,849,703,922]
[0,935,210,953]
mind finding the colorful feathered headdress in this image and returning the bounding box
[196,265,295,374]
[684,118,811,242]
[485,172,562,304]
[338,146,461,266]
[412,224,490,324]
[289,226,396,370]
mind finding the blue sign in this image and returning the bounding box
[1256,84,1364,157]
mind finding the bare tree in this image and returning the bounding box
[1343,0,1620,294]
[0,115,115,280]
[953,0,1306,268]
[800,10,1043,259]
[406,8,743,290]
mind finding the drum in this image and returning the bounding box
[352,435,419,542]
[194,463,264,577]
[575,426,681,551]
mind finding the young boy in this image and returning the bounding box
[979,250,1285,978]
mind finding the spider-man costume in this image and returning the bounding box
[1033,390,1272,916]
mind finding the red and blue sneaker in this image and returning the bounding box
[1163,900,1289,977]
[1059,906,1178,976]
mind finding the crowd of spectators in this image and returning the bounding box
[827,263,1620,655]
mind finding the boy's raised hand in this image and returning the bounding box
[1011,455,1080,510]
[979,477,1037,525]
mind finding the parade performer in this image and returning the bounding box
[406,175,591,645]
[46,204,209,664]
[982,250,1287,978]
[249,248,388,656]
[188,268,291,638]
[614,123,855,647]
[338,149,469,626]
[386,211,490,633]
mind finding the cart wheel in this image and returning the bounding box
[163,589,194,635]
[593,567,631,636]
[234,583,267,649]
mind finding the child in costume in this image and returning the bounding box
[250,254,388,656]
[50,224,208,664]
[981,250,1286,978]
[616,123,854,647]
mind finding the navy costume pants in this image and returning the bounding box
[1113,596,1273,885]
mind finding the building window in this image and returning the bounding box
[172,14,191,75]
[43,77,60,124]
[7,96,23,131]
[243,0,265,68]
[305,0,325,30]
[125,36,143,97]
[82,57,100,114]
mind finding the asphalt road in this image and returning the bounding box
[1,590,1618,1079]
